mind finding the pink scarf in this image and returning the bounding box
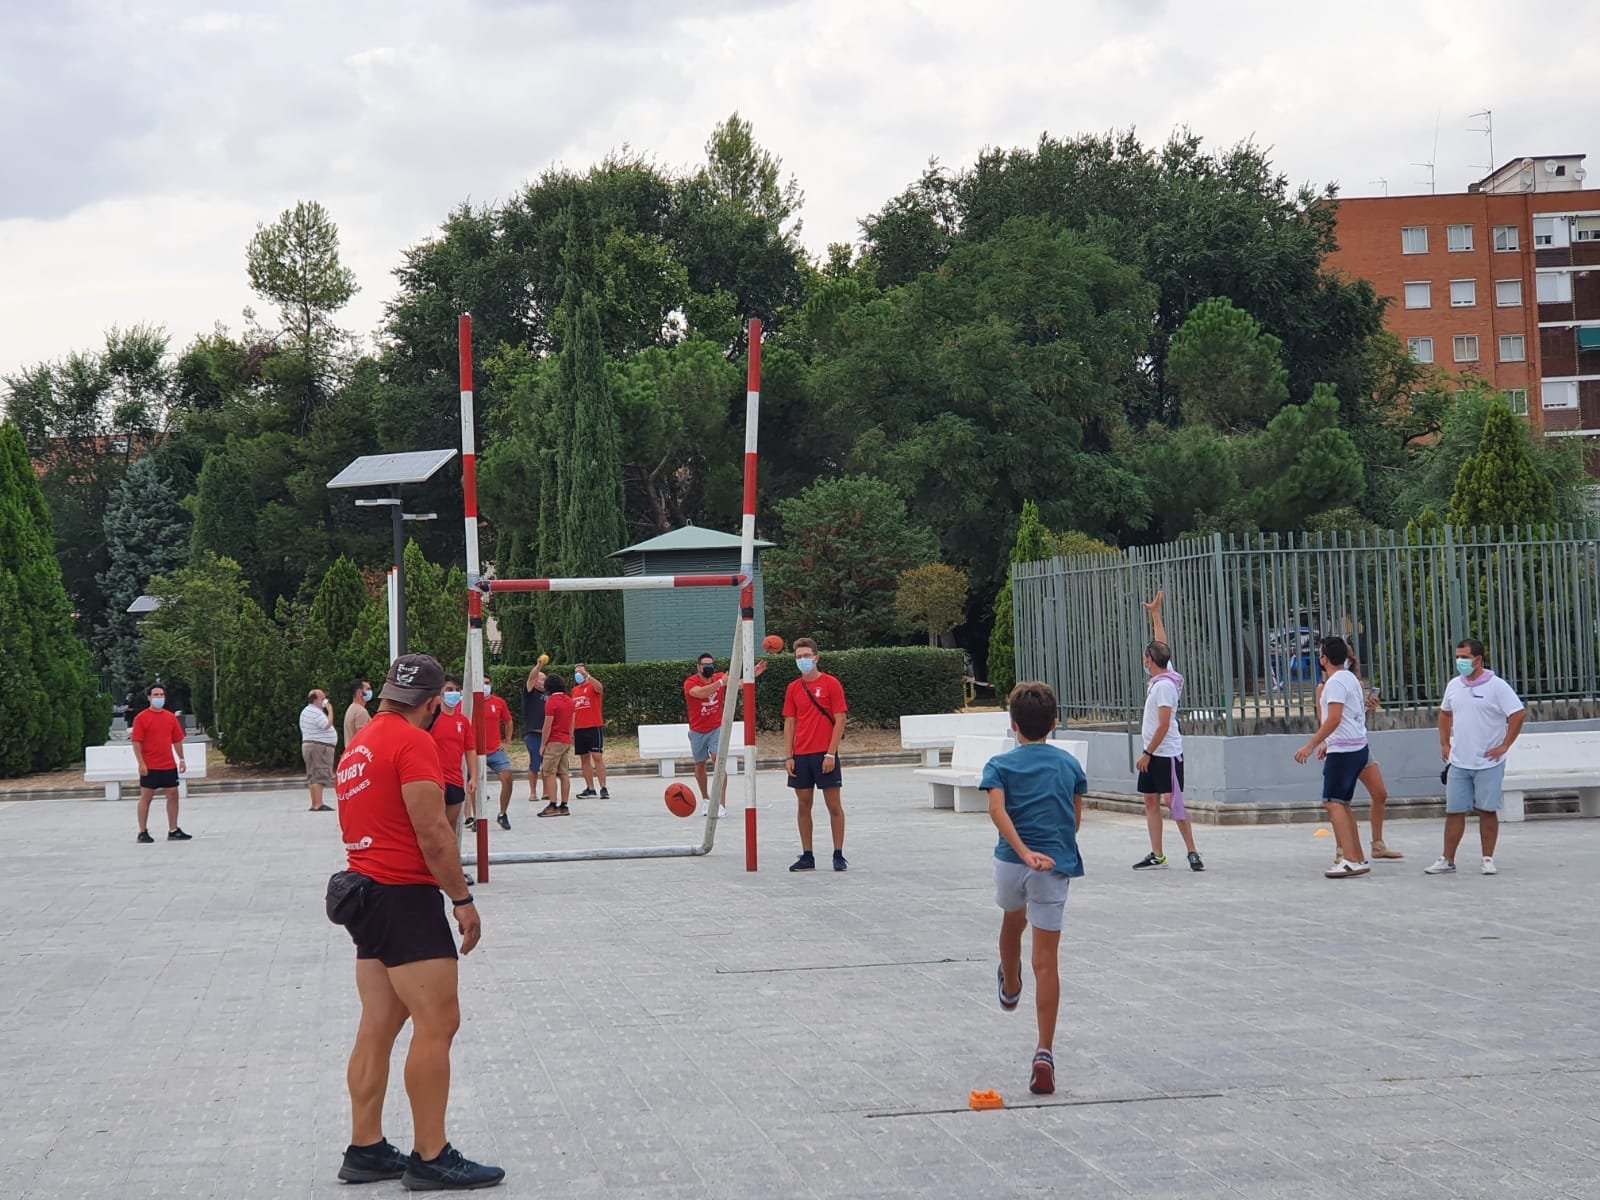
[1147,669,1187,821]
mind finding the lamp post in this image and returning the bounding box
[352,498,437,657]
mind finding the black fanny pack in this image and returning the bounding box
[326,870,374,926]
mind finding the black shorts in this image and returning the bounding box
[444,783,465,809]
[787,752,842,791]
[574,727,604,756]
[346,881,457,967]
[1136,755,1183,796]
[140,768,180,790]
[1322,747,1370,805]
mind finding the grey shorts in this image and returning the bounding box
[1446,762,1505,814]
[688,729,719,764]
[303,741,336,787]
[993,859,1070,932]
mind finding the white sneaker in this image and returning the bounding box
[1423,857,1456,875]
[718,805,727,819]
[698,798,709,816]
[1324,858,1371,878]
[1481,857,1497,875]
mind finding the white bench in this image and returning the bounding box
[636,723,747,780]
[915,736,1091,813]
[85,743,208,801]
[900,711,1013,767]
[1500,731,1600,823]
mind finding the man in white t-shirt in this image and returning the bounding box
[1132,591,1203,871]
[1426,637,1525,876]
[298,689,339,813]
[1294,636,1370,878]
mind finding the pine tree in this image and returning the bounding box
[1448,399,1558,529]
[308,554,380,697]
[0,422,109,774]
[97,456,190,701]
[987,501,1054,696]
[190,449,257,576]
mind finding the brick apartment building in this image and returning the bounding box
[1327,153,1600,448]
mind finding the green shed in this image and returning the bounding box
[610,526,773,664]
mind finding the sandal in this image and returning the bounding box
[1029,1049,1055,1095]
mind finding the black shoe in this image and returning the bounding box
[496,813,510,831]
[1187,851,1205,872]
[556,803,569,816]
[400,1143,505,1192]
[1132,852,1167,870]
[339,1138,409,1183]
[599,787,610,800]
[576,788,598,799]
[536,803,561,818]
[833,850,848,872]
[789,851,815,872]
[136,830,154,844]
[167,828,192,841]
[464,817,477,830]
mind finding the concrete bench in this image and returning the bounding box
[85,742,208,801]
[899,711,1013,767]
[915,736,1091,813]
[636,723,746,780]
[1500,731,1600,823]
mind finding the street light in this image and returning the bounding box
[328,449,457,658]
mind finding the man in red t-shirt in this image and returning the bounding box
[684,652,767,815]
[465,678,513,831]
[430,677,478,833]
[536,672,577,817]
[131,684,190,843]
[332,653,502,1191]
[571,663,609,799]
[782,638,850,872]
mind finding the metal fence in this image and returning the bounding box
[1013,525,1600,733]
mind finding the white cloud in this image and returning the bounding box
[177,11,244,34]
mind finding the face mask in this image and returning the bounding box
[443,691,462,708]
[574,672,587,685]
[362,688,373,703]
[796,657,815,675]
[150,696,166,710]
[483,683,492,697]
[1455,657,1475,678]
[700,664,715,678]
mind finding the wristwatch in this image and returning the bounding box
[451,894,474,908]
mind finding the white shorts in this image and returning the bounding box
[993,859,1070,932]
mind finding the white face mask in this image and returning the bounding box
[483,683,492,697]
[795,657,816,675]
[150,696,166,710]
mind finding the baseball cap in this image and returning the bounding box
[380,653,445,705]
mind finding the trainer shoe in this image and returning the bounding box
[599,787,610,800]
[536,803,561,818]
[1371,840,1405,860]
[338,1138,409,1183]
[1324,858,1371,878]
[718,804,727,820]
[1187,851,1205,872]
[1481,856,1497,875]
[997,963,1021,1012]
[399,1143,504,1192]
[1423,857,1456,875]
[464,817,477,831]
[1029,1049,1056,1095]
[555,803,569,816]
[576,788,598,799]
[167,828,192,841]
[833,849,848,872]
[789,851,815,872]
[136,830,154,844]
[496,813,510,831]
[1132,853,1167,870]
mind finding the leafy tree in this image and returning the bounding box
[1167,297,1290,431]
[895,564,970,646]
[1128,425,1240,542]
[245,200,358,366]
[97,456,191,701]
[216,595,313,767]
[763,476,938,648]
[189,449,257,577]
[1448,400,1558,528]
[400,540,468,671]
[141,553,253,731]
[1228,385,1366,531]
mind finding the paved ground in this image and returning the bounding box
[4,766,1598,1199]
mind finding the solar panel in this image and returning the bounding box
[127,595,162,614]
[326,449,457,490]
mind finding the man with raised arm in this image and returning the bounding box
[1132,591,1204,872]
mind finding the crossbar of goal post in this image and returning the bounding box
[455,312,765,876]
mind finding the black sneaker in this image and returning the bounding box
[496,813,510,831]
[464,817,477,830]
[339,1138,409,1183]
[136,830,154,844]
[789,851,815,872]
[167,828,192,841]
[1187,851,1205,872]
[1132,852,1166,870]
[576,788,598,799]
[833,850,848,872]
[400,1143,505,1192]
[598,787,610,800]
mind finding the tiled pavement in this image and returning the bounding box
[3,766,1598,1199]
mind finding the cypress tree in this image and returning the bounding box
[97,456,190,701]
[1448,399,1558,529]
[190,448,257,575]
[987,500,1053,696]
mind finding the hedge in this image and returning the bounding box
[489,646,964,736]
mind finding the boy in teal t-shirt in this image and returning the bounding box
[981,680,1086,1096]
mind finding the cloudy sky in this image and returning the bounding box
[0,0,1587,379]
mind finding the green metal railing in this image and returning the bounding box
[1013,525,1600,731]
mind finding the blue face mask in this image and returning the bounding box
[574,672,587,685]
[795,657,815,675]
[443,691,462,708]
[1455,657,1474,678]
[150,696,166,710]
[362,688,372,703]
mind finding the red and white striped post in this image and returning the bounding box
[741,319,762,872]
[459,314,489,884]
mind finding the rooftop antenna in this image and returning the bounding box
[1412,110,1440,195]
[1369,177,1389,197]
[1411,160,1436,195]
[1468,108,1495,177]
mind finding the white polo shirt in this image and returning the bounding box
[1442,672,1524,770]
[1319,668,1368,752]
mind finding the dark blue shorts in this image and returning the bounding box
[1322,747,1370,804]
[787,752,842,792]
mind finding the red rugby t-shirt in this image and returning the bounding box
[685,673,726,734]
[131,707,185,771]
[338,712,445,887]
[481,694,511,753]
[572,681,603,730]
[543,693,576,745]
[783,673,848,756]
[430,710,473,788]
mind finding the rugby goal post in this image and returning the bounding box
[456,314,765,880]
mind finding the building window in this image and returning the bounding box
[1507,389,1529,415]
[1450,279,1477,307]
[1404,281,1432,309]
[1447,224,1475,252]
[1495,279,1523,307]
[1537,272,1574,304]
[1533,218,1556,247]
[1493,225,1520,251]
[1577,218,1600,243]
[1407,337,1434,364]
[1453,335,1480,362]
[1542,380,1579,410]
[1402,226,1429,255]
[1499,335,1526,362]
